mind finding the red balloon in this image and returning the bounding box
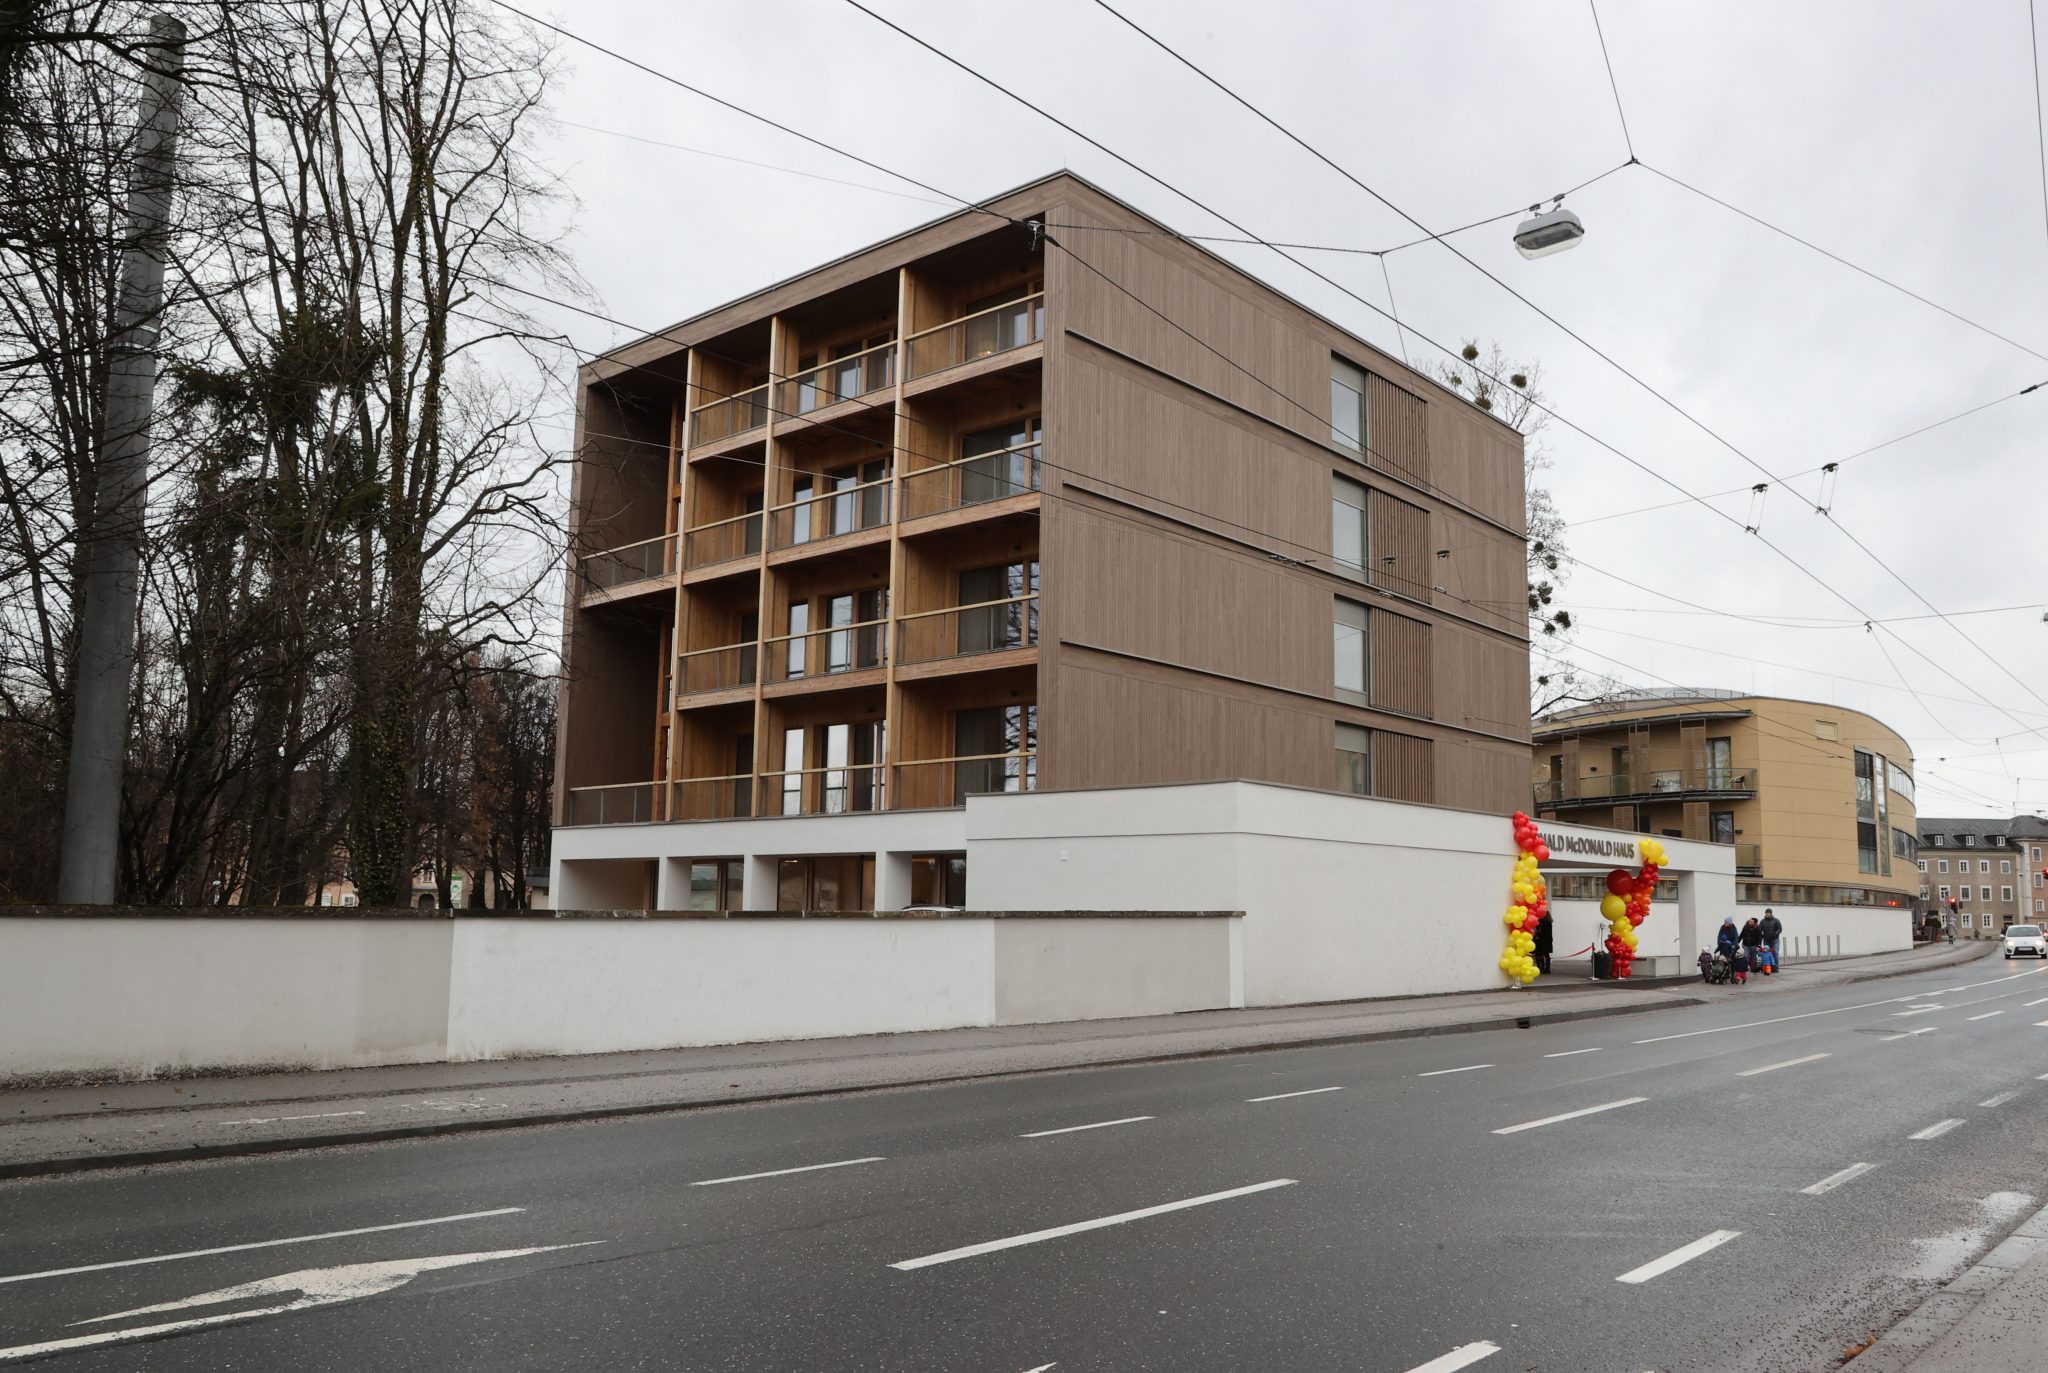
[1534,844,1551,861]
[1605,868,1634,896]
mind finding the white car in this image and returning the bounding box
[2004,924,2047,959]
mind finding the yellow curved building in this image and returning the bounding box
[1532,691,1918,911]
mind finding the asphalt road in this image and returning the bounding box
[3,950,2046,1371]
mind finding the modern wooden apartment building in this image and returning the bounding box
[552,172,1531,910]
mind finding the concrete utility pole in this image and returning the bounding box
[56,14,187,904]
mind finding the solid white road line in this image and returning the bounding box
[1616,1230,1741,1284]
[1980,1091,2019,1108]
[1543,1047,1604,1058]
[1492,1097,1648,1135]
[1246,1086,1344,1103]
[1416,1064,1494,1077]
[2025,997,2048,1007]
[1403,1340,1502,1372]
[1020,1364,1057,1372]
[1881,1027,1938,1041]
[217,1110,367,1126]
[691,1157,884,1187]
[1967,1012,2004,1021]
[0,1208,526,1287]
[1632,970,2041,1045]
[1800,1162,1878,1196]
[1892,1006,1944,1017]
[1909,1119,1966,1140]
[1736,1053,1831,1077]
[889,1179,1297,1271]
[1020,1116,1153,1139]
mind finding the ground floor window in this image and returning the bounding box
[688,858,745,911]
[1335,723,1370,795]
[1961,912,1974,928]
[909,853,967,907]
[776,855,875,913]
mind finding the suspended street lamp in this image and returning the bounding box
[1513,197,1585,259]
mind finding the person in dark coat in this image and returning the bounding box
[1533,912,1553,974]
[1716,917,1742,957]
[1739,917,1764,952]
[1758,908,1784,957]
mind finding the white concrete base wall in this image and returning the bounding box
[0,911,1239,1082]
[1747,903,1912,958]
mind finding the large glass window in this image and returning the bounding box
[961,418,1041,505]
[958,561,1039,654]
[1330,355,1367,453]
[687,858,745,911]
[779,728,804,816]
[1336,723,1370,795]
[953,705,1038,802]
[785,601,810,679]
[776,855,876,913]
[1332,475,1368,577]
[909,853,968,908]
[1334,598,1368,704]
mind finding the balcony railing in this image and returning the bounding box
[905,292,1044,381]
[761,763,887,816]
[580,533,675,592]
[1533,759,1761,806]
[764,616,888,683]
[676,641,758,695]
[682,511,764,570]
[565,782,657,826]
[691,382,772,446]
[668,772,754,821]
[897,594,1039,665]
[1736,843,1763,875]
[893,750,1038,808]
[784,340,896,415]
[767,476,891,550]
[901,440,1041,520]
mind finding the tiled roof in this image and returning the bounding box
[1918,815,2048,844]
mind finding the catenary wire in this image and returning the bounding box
[1586,0,1636,163]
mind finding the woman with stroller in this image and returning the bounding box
[1716,917,1750,985]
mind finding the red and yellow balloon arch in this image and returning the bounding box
[1503,813,1668,982]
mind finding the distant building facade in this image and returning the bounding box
[1915,815,2048,938]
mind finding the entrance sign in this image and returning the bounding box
[1535,827,1639,864]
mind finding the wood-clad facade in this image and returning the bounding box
[554,172,1531,830]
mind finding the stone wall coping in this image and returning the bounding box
[0,906,1243,922]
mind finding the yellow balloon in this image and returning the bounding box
[1600,893,1626,921]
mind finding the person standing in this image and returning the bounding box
[1534,911,1553,975]
[1739,917,1764,956]
[1758,908,1783,959]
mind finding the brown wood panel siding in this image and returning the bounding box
[1433,623,1530,742]
[1368,373,1431,488]
[1682,800,1710,841]
[1373,730,1434,803]
[1424,390,1523,530]
[1369,490,1431,603]
[1369,608,1432,718]
[1050,659,1331,792]
[1434,739,1529,814]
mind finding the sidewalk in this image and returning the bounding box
[1847,1199,2048,1371]
[0,940,1991,1179]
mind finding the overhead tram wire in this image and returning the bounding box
[1059,0,2048,747]
[488,0,2048,743]
[2033,0,2048,257]
[1586,0,1637,162]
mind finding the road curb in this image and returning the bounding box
[1843,1200,2048,1371]
[0,995,1702,1182]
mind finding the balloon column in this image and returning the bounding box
[1500,812,1551,984]
[1598,837,1669,979]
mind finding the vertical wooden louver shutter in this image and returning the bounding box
[1373,730,1434,804]
[1369,608,1433,718]
[1368,491,1431,604]
[1367,373,1431,488]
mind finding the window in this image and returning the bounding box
[1330,356,1367,452]
[2035,871,2043,889]
[1961,834,1977,847]
[2002,859,2014,873]
[1332,475,1368,576]
[1981,885,1993,901]
[1962,913,1974,929]
[1917,859,1927,872]
[1710,810,1735,845]
[2034,846,2043,862]
[1334,598,1369,704]
[2037,899,2043,913]
[908,853,967,908]
[958,561,1039,654]
[1893,828,1916,862]
[779,728,805,815]
[1982,859,1993,873]
[785,602,810,679]
[687,858,745,911]
[340,894,357,907]
[2002,885,2015,902]
[775,855,876,913]
[960,418,1042,505]
[953,705,1038,803]
[1938,885,1950,898]
[823,457,890,537]
[1857,821,1880,874]
[1336,723,1370,795]
[1938,859,1948,873]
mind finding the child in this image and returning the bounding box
[1730,947,1750,985]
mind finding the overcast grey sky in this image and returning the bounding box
[523,0,2048,819]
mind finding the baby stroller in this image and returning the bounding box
[1699,949,1734,985]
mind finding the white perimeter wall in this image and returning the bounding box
[1549,899,1912,963]
[0,912,1237,1083]
[967,781,1739,1006]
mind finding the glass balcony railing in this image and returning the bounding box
[761,763,887,816]
[668,773,755,821]
[675,642,758,695]
[764,617,888,683]
[901,439,1041,520]
[897,594,1038,664]
[767,476,891,550]
[565,782,658,826]
[905,292,1043,381]
[893,750,1038,808]
[1533,758,1761,805]
[784,341,896,415]
[691,382,772,446]
[580,533,675,592]
[682,511,764,570]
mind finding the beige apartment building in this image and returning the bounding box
[1531,692,1918,912]
[1916,816,2048,938]
[551,171,1532,910]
